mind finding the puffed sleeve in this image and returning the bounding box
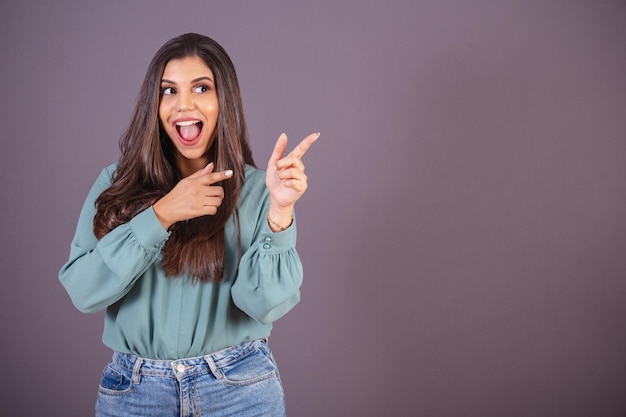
[230,170,304,325]
[58,165,170,313]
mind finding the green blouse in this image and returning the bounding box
[59,164,302,359]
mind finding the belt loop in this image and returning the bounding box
[204,354,223,380]
[131,356,143,385]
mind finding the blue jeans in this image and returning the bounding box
[95,339,286,417]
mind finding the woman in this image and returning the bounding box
[59,33,318,416]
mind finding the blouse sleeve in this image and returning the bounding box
[58,166,170,313]
[230,175,304,325]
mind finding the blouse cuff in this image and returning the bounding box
[257,217,297,254]
[128,207,171,252]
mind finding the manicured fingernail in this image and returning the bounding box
[206,162,214,168]
[225,170,233,177]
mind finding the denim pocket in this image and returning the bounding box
[219,343,278,386]
[98,361,134,395]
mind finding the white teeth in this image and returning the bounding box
[175,120,200,126]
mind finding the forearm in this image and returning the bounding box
[60,206,169,313]
[231,219,303,324]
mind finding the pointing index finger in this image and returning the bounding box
[289,132,320,159]
[203,169,234,185]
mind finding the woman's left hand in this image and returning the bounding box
[265,132,319,229]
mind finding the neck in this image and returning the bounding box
[175,155,210,178]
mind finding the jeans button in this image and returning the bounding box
[176,363,185,373]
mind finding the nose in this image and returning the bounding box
[176,91,195,111]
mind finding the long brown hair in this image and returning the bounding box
[93,33,255,282]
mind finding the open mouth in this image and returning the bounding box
[175,120,203,142]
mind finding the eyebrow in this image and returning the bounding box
[161,76,214,85]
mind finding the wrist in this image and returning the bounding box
[267,205,294,232]
[153,200,174,230]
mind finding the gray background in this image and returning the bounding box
[1,1,626,416]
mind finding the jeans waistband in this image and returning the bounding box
[112,339,266,380]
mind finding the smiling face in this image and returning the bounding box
[159,56,219,177]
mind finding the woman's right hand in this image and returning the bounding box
[152,163,233,230]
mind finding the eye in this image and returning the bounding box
[193,84,210,93]
[161,86,176,95]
